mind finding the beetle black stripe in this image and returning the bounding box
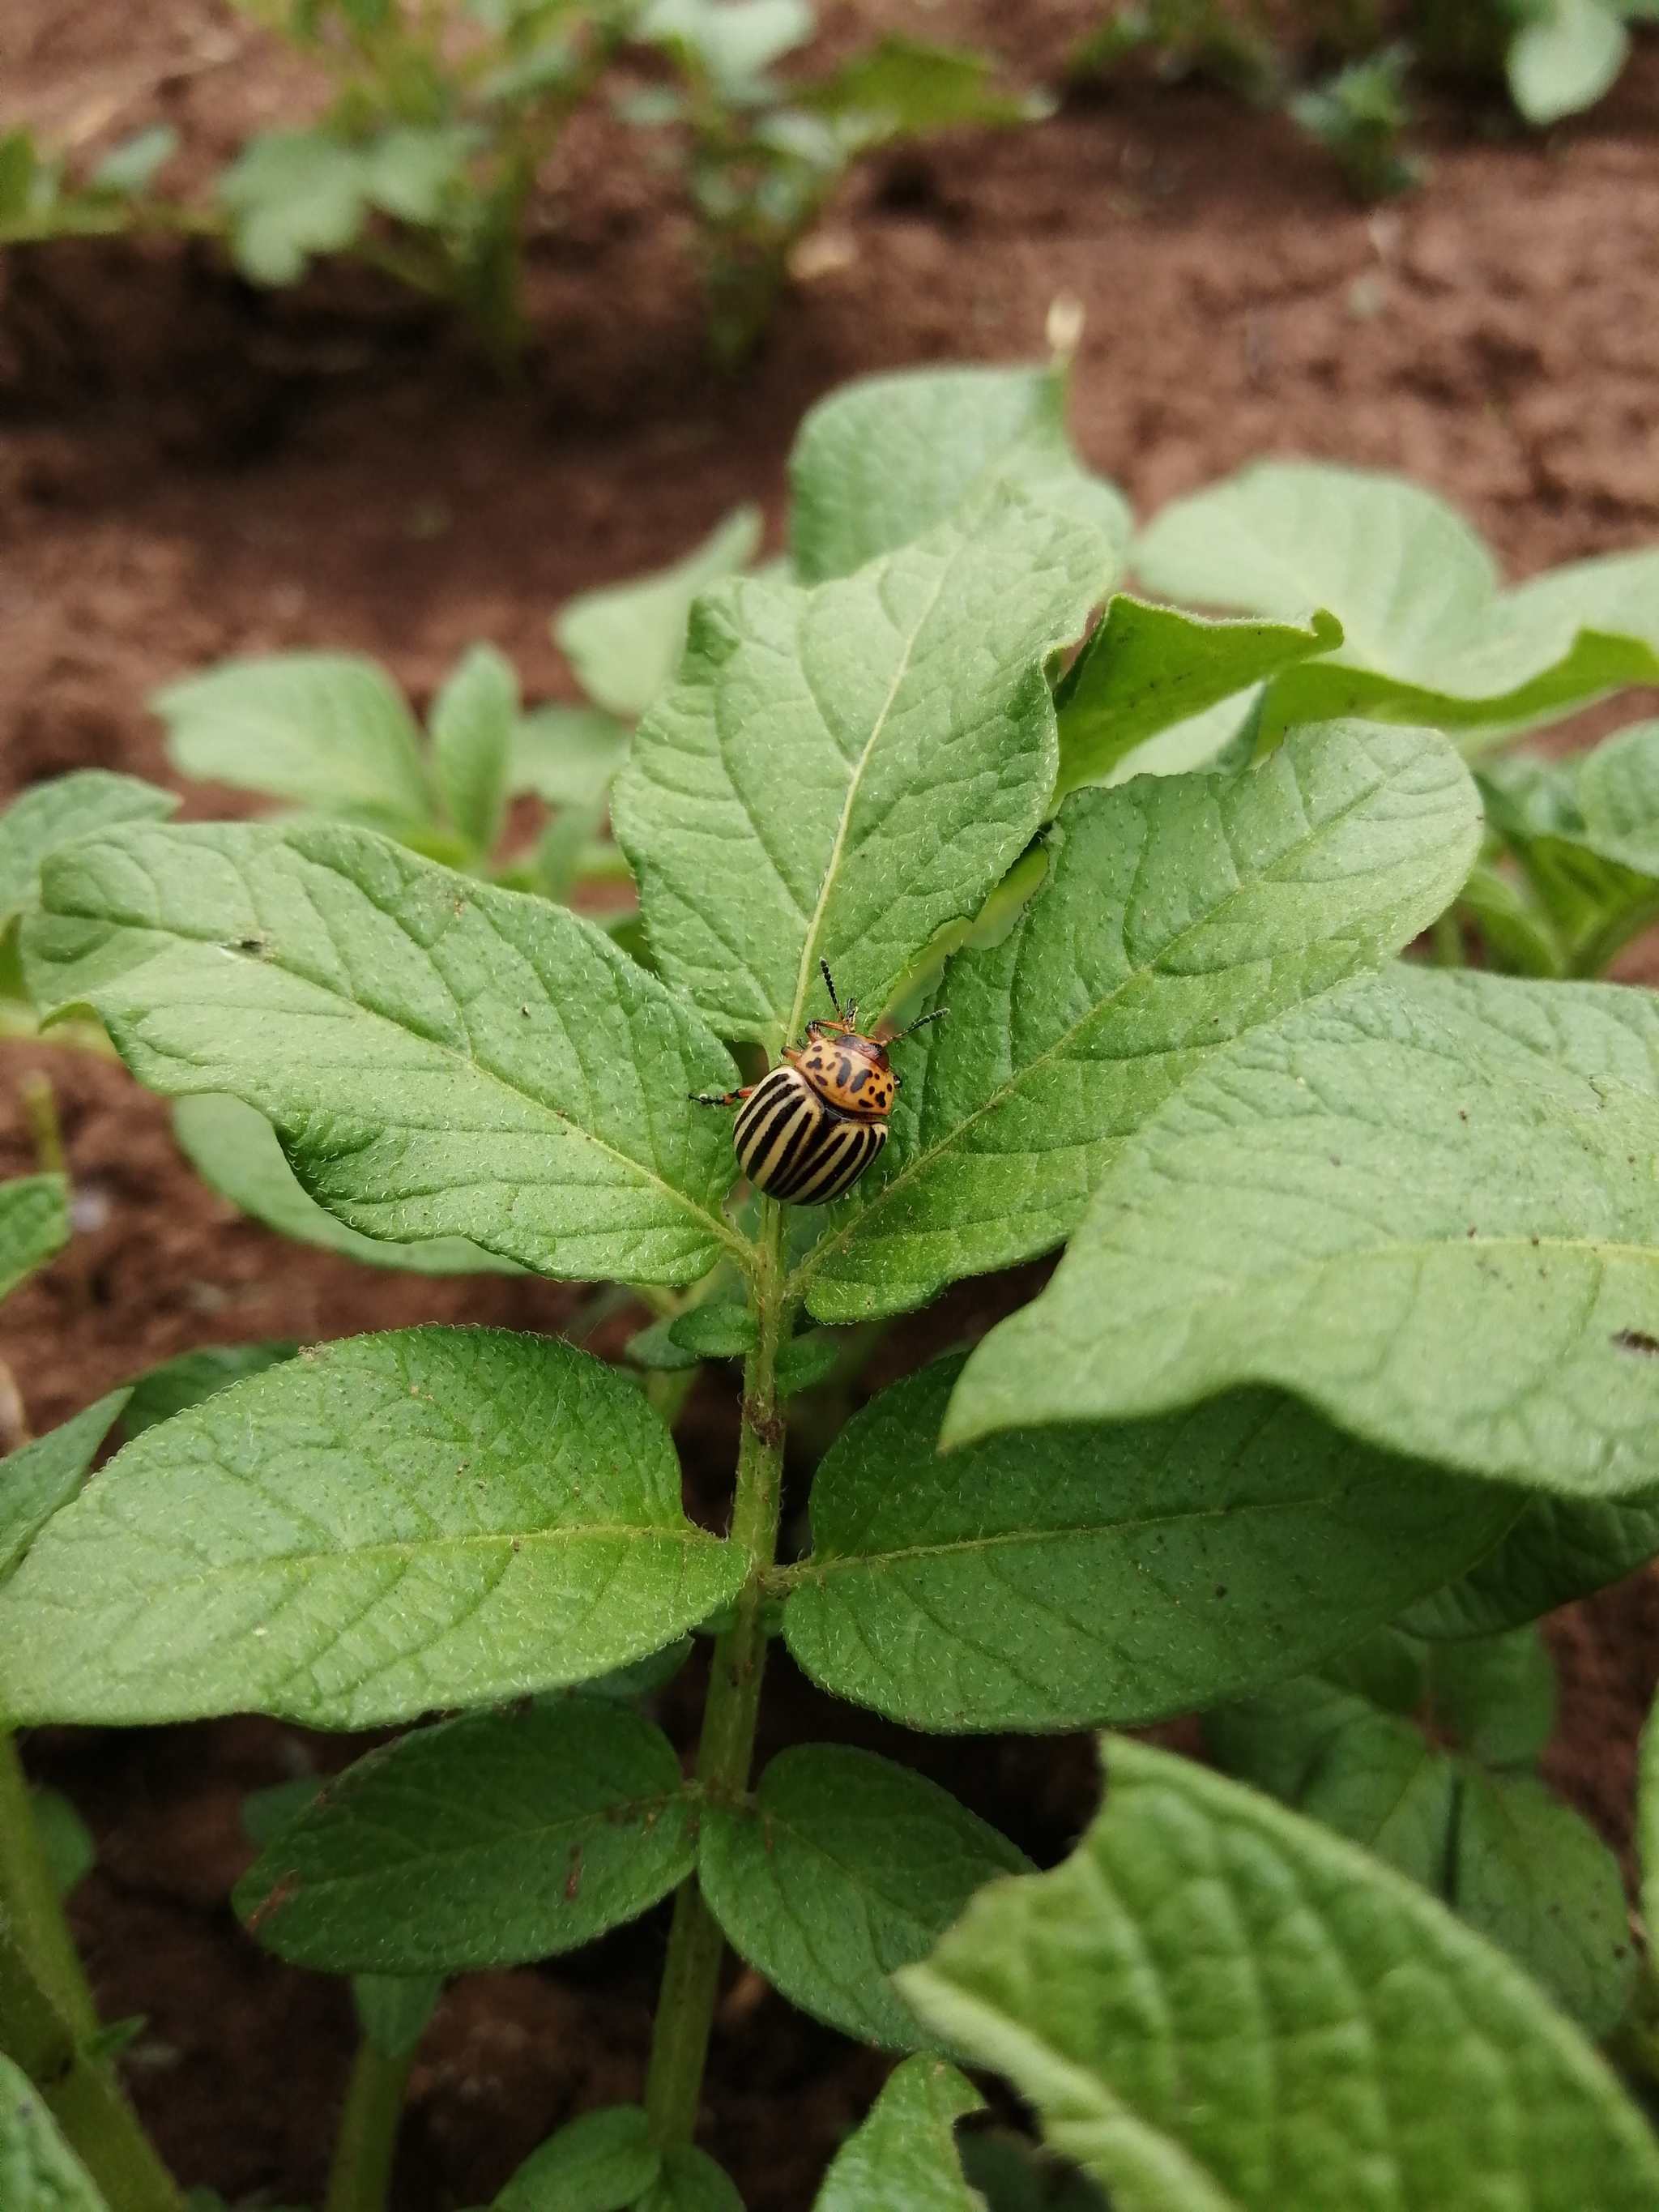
[740,1096,810,1185]
[734,1069,800,1155]
[750,1104,818,1191]
[736,1088,800,1167]
[785,1120,885,1203]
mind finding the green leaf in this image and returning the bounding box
[804,37,1043,138]
[789,363,1129,586]
[667,1304,755,1358]
[815,2056,983,2212]
[1134,462,1659,750]
[0,1326,744,1728]
[636,2146,744,2212]
[1640,1684,1659,1941]
[1053,600,1341,804]
[0,2050,110,2212]
[26,820,740,1285]
[496,2104,660,2212]
[783,1356,1518,1732]
[173,1094,519,1276]
[774,1330,841,1396]
[0,1176,70,1303]
[0,772,177,937]
[1400,1492,1659,1637]
[0,130,38,224]
[800,719,1481,1326]
[1207,1631,1635,2034]
[431,643,515,857]
[122,1341,297,1438]
[31,1787,95,1898]
[236,1697,693,1970]
[0,1389,130,1579]
[352,1973,441,2060]
[1570,719,1659,871]
[625,1321,702,1373]
[153,654,432,829]
[616,489,1108,1053]
[217,130,368,284]
[637,0,813,91]
[510,707,632,809]
[360,125,476,222]
[949,963,1659,1495]
[1508,0,1628,122]
[555,506,762,721]
[897,1737,1659,2212]
[89,125,178,196]
[700,1744,1029,2048]
[1478,745,1659,976]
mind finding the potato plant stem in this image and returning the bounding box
[0,1915,184,2212]
[644,1200,791,2148]
[324,2035,417,2212]
[0,1730,98,2036]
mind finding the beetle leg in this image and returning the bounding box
[689,1087,755,1107]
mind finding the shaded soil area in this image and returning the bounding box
[6,1,1659,2204]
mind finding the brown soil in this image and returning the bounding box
[6,2,1659,2205]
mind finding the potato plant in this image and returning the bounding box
[9,361,1659,2210]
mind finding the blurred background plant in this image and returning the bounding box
[1073,0,1658,198]
[0,0,1037,369]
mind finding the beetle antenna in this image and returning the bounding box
[819,959,843,1019]
[890,1006,948,1042]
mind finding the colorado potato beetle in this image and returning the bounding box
[693,961,945,1206]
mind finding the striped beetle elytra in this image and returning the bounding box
[693,962,945,1206]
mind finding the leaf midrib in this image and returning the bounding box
[772,1477,1410,1586]
[791,744,1459,1293]
[34,1518,727,1599]
[783,551,953,1046]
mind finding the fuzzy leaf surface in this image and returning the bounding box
[700,1744,1029,2047]
[814,2056,983,2212]
[788,363,1131,583]
[949,965,1659,1493]
[897,1737,1659,2212]
[1052,600,1341,801]
[153,654,431,826]
[0,2052,109,2212]
[0,1176,69,1302]
[236,1699,694,1970]
[173,1094,519,1275]
[1135,462,1659,749]
[0,1389,130,1581]
[783,1356,1517,1732]
[0,1327,743,1728]
[616,489,1106,1050]
[26,821,740,1284]
[800,720,1480,1324]
[555,505,761,720]
[0,771,177,931]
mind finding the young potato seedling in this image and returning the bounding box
[8,358,1659,2210]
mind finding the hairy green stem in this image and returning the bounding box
[0,1915,184,2212]
[0,1731,97,2037]
[644,1201,791,2148]
[324,2035,416,2212]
